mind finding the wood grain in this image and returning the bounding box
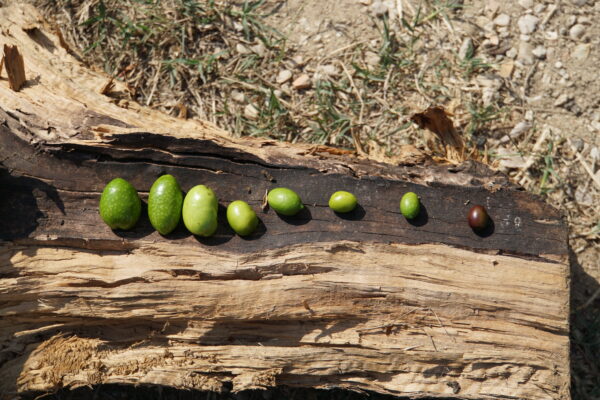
[0,3,570,400]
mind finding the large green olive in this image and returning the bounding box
[99,177,141,230]
[267,187,304,216]
[148,174,183,235]
[182,185,218,236]
[227,200,258,236]
[328,191,357,213]
[400,191,420,219]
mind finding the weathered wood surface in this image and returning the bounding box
[0,3,569,400]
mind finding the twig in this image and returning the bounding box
[145,65,161,106]
[569,139,600,190]
[318,40,371,64]
[396,0,403,24]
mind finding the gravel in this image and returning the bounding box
[569,24,586,40]
[518,15,539,34]
[292,74,312,90]
[517,41,535,64]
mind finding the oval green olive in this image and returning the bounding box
[99,177,141,230]
[227,200,258,236]
[328,191,357,213]
[400,191,420,219]
[148,174,183,235]
[182,185,218,236]
[267,187,304,216]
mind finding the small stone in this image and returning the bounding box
[518,15,539,34]
[571,138,585,152]
[569,24,585,40]
[591,146,600,161]
[231,90,245,103]
[499,135,511,144]
[365,51,380,66]
[554,94,571,107]
[571,0,588,6]
[578,16,591,24]
[554,61,563,69]
[459,38,474,60]
[250,42,266,57]
[575,185,593,205]
[566,16,578,28]
[509,121,531,138]
[236,43,251,54]
[233,21,244,32]
[499,61,514,78]
[517,42,535,65]
[545,31,559,40]
[371,1,388,16]
[520,34,531,42]
[572,44,591,61]
[532,45,547,59]
[244,103,259,120]
[318,64,338,76]
[276,69,293,84]
[525,110,534,121]
[533,4,546,14]
[292,74,312,90]
[506,47,518,59]
[291,55,305,67]
[497,147,527,169]
[493,14,510,26]
[518,0,534,8]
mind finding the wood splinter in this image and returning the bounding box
[3,44,26,91]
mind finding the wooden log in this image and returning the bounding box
[0,3,570,400]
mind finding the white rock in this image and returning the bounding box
[591,146,600,161]
[532,45,547,59]
[497,147,527,169]
[493,14,510,26]
[506,47,518,59]
[509,121,531,138]
[554,94,571,107]
[371,1,388,16]
[318,64,338,76]
[575,185,593,205]
[569,24,586,40]
[250,42,266,57]
[459,38,473,60]
[571,0,588,5]
[517,42,535,65]
[545,31,559,40]
[518,0,534,8]
[365,51,380,66]
[554,61,563,69]
[533,4,546,14]
[524,110,534,121]
[244,103,259,120]
[571,138,585,152]
[291,55,305,67]
[518,15,539,34]
[276,69,293,84]
[236,43,251,54]
[231,90,245,103]
[572,44,591,61]
[292,74,312,90]
[566,16,577,28]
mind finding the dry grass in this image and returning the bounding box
[26,0,600,398]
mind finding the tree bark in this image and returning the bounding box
[0,3,569,400]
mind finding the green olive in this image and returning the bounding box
[400,191,420,219]
[227,200,259,236]
[182,185,218,236]
[148,174,183,235]
[267,187,304,216]
[99,177,141,230]
[328,191,357,213]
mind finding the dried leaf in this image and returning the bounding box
[3,45,26,92]
[175,103,188,119]
[55,27,71,53]
[0,55,4,79]
[308,145,355,156]
[410,107,464,150]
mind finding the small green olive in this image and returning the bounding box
[267,187,304,216]
[148,174,183,235]
[99,177,141,230]
[400,191,420,219]
[182,185,218,236]
[227,200,258,236]
[328,191,357,213]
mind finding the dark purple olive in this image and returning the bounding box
[468,205,489,230]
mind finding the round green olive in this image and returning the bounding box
[99,177,141,230]
[400,191,420,219]
[148,174,183,235]
[267,187,304,216]
[328,191,357,213]
[182,185,218,237]
[227,200,259,236]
